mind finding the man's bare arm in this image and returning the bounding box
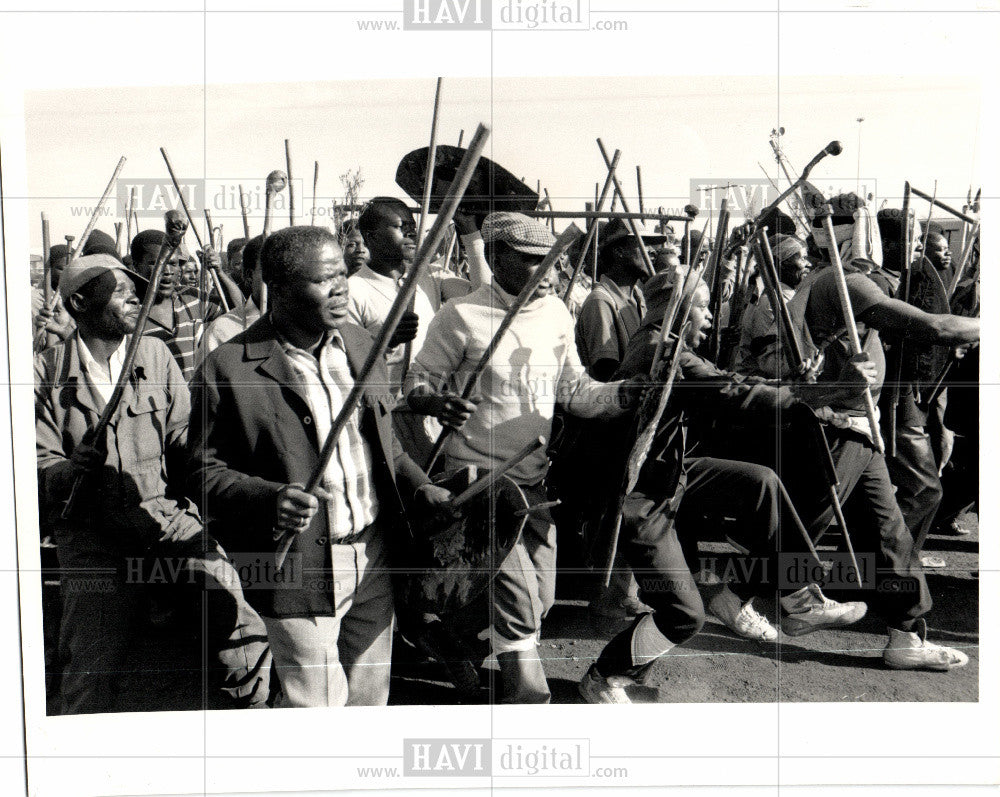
[860,298,980,347]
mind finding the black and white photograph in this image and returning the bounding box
[1,2,997,796]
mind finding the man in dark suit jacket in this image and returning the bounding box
[188,226,452,707]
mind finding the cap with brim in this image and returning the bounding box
[59,253,149,301]
[481,212,556,256]
[599,218,666,251]
[639,266,705,331]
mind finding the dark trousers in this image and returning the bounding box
[55,531,271,714]
[887,422,943,557]
[595,488,705,679]
[677,457,817,600]
[774,427,932,630]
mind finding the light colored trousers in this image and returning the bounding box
[262,525,394,707]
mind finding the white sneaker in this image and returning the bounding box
[780,584,867,637]
[578,665,662,704]
[707,585,778,642]
[884,620,970,671]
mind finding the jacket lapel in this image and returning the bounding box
[243,316,316,434]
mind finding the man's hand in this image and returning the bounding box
[388,310,419,348]
[838,353,878,398]
[413,483,458,524]
[197,246,222,272]
[452,211,478,237]
[410,388,480,430]
[68,438,107,476]
[275,483,333,535]
[618,374,652,410]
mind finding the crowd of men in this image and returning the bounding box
[32,176,981,711]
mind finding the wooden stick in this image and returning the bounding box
[238,184,251,239]
[159,147,230,312]
[562,149,622,305]
[285,139,295,225]
[887,182,914,457]
[635,165,645,214]
[543,188,556,233]
[597,139,655,277]
[41,213,51,305]
[457,128,464,147]
[70,156,127,261]
[125,186,137,249]
[425,224,584,473]
[415,77,443,253]
[819,211,883,453]
[274,123,492,571]
[311,160,319,226]
[448,437,547,510]
[911,186,977,225]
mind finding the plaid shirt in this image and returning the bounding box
[277,328,378,539]
[143,289,222,381]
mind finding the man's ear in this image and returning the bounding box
[66,292,88,316]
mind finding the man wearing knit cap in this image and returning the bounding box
[406,211,647,703]
[579,268,876,702]
[34,254,271,713]
[735,233,809,374]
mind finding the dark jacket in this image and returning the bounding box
[187,315,430,618]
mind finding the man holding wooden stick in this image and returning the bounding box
[754,214,980,670]
[188,226,452,708]
[405,212,647,703]
[35,254,271,713]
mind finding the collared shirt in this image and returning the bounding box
[575,275,645,375]
[76,335,127,406]
[202,297,261,355]
[276,327,378,539]
[348,264,469,394]
[143,290,221,381]
[409,281,626,485]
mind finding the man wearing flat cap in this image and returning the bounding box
[34,254,270,714]
[406,211,646,703]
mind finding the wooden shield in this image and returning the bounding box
[402,470,528,618]
[395,145,539,216]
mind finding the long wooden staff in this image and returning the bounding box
[41,213,51,305]
[708,200,731,362]
[159,147,231,312]
[311,161,319,226]
[887,182,914,456]
[818,209,884,453]
[602,261,703,585]
[69,156,127,261]
[125,187,137,250]
[401,77,445,380]
[61,217,188,519]
[753,230,860,580]
[423,224,583,473]
[285,139,295,225]
[447,437,547,511]
[274,123,491,571]
[597,139,655,277]
[635,165,645,214]
[561,148,621,304]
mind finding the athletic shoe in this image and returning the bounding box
[707,585,778,642]
[919,554,947,569]
[884,619,970,671]
[578,665,662,704]
[779,583,867,637]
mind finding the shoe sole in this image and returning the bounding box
[781,606,868,637]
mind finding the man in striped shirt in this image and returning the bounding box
[131,230,223,380]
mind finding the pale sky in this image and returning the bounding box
[24,74,981,252]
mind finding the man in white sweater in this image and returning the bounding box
[405,212,643,702]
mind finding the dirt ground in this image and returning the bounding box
[41,514,977,713]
